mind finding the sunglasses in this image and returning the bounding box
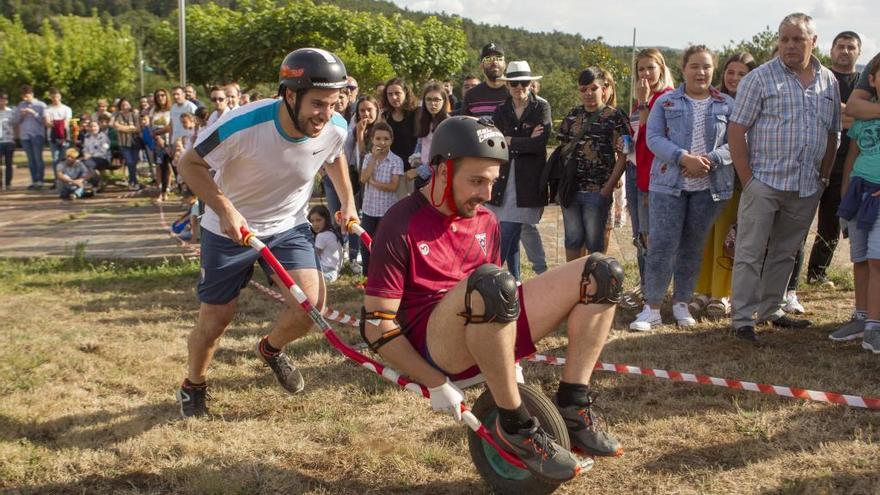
[507,81,530,88]
[482,56,504,64]
[211,97,226,102]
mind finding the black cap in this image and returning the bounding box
[480,43,504,59]
[429,116,509,166]
[279,48,348,92]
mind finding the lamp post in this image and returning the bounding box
[178,0,186,87]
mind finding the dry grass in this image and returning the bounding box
[1,256,879,495]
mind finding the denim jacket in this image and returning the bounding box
[646,85,735,200]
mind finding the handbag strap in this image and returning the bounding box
[560,109,603,160]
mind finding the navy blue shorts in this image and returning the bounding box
[197,224,319,305]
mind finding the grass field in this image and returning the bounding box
[1,256,879,495]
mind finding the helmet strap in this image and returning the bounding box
[282,87,306,135]
[429,159,459,220]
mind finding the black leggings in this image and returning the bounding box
[158,153,175,193]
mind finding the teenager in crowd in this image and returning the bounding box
[691,52,756,318]
[633,49,676,257]
[150,88,174,200]
[487,61,551,281]
[409,81,450,189]
[631,46,735,331]
[557,68,630,264]
[45,88,73,186]
[382,77,418,196]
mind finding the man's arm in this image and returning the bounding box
[845,89,880,120]
[819,132,839,180]
[324,154,359,225]
[363,295,447,388]
[177,148,247,243]
[728,122,751,185]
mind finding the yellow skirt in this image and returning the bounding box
[695,189,740,299]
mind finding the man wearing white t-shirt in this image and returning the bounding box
[176,48,359,418]
[44,88,72,184]
[206,86,230,126]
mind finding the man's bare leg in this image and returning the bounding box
[265,267,326,349]
[188,299,238,384]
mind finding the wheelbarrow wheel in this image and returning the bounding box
[467,383,573,495]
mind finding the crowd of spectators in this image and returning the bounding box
[1,11,877,351]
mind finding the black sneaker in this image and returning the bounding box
[768,315,811,329]
[554,394,622,457]
[176,383,208,418]
[492,417,581,482]
[734,326,758,342]
[256,338,304,394]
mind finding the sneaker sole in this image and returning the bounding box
[630,322,660,332]
[572,445,624,458]
[862,342,880,354]
[676,319,697,328]
[829,331,864,342]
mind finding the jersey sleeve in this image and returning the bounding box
[193,118,236,172]
[365,211,410,300]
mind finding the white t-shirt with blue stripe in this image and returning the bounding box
[195,98,347,237]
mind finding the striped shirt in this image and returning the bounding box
[361,151,404,217]
[730,56,841,197]
[461,83,509,117]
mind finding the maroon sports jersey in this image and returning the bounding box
[365,192,501,355]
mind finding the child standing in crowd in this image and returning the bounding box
[631,46,735,331]
[557,67,631,262]
[836,52,880,353]
[633,48,676,256]
[692,52,756,318]
[309,205,343,283]
[359,122,403,275]
[409,81,450,189]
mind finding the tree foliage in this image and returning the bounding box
[0,14,135,109]
[151,0,468,91]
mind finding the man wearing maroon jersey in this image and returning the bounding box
[361,116,624,482]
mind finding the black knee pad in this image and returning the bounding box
[580,253,624,304]
[458,264,520,324]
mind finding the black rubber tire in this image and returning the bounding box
[467,383,569,495]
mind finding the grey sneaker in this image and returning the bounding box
[829,318,865,342]
[554,394,622,457]
[492,417,581,482]
[862,327,880,354]
[256,339,305,394]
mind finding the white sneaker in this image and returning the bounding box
[630,305,662,332]
[672,302,697,327]
[349,260,363,275]
[782,291,805,314]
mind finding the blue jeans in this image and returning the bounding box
[21,136,45,184]
[121,146,140,185]
[645,190,725,305]
[0,142,14,187]
[625,163,645,287]
[59,183,84,199]
[322,174,359,262]
[50,141,67,181]
[499,221,523,280]
[562,191,611,253]
[520,223,547,274]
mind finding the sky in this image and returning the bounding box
[388,0,877,66]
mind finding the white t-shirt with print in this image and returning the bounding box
[314,230,341,272]
[194,98,348,237]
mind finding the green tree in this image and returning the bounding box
[539,67,579,132]
[0,15,136,110]
[153,0,468,89]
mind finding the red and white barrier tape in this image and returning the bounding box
[157,204,880,411]
[526,354,880,410]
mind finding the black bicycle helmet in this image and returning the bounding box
[278,48,348,92]
[429,116,509,166]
